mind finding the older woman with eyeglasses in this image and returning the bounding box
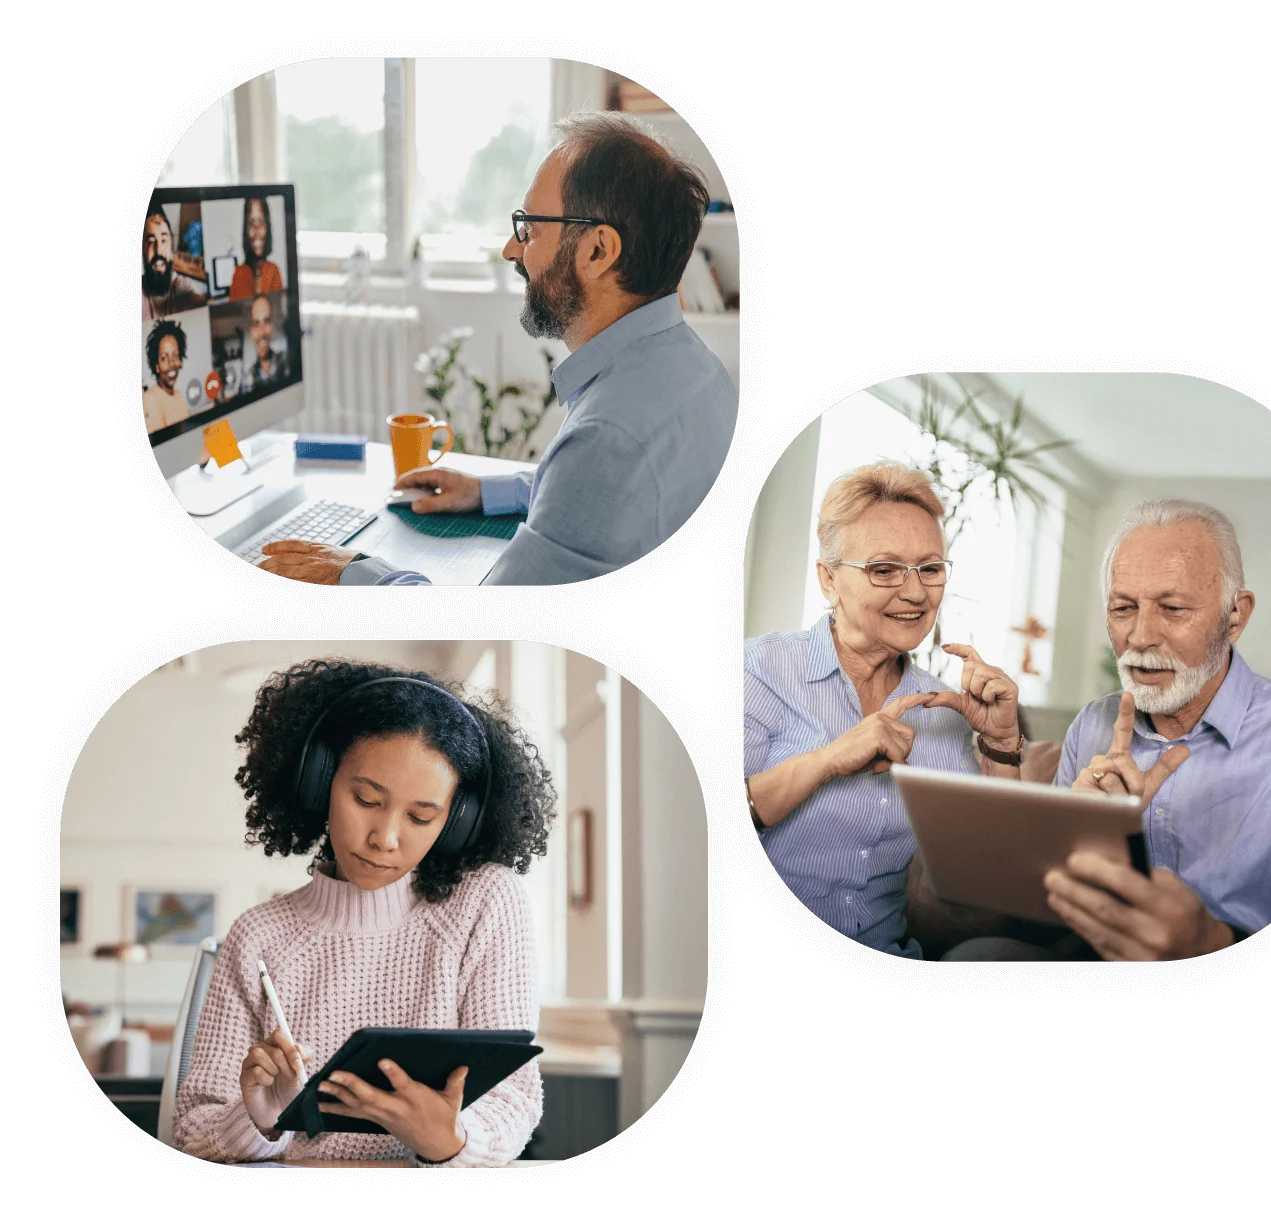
[744,462,1024,957]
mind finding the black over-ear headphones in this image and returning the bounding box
[292,676,492,859]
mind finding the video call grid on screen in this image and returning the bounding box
[142,185,302,448]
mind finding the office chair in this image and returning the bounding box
[157,936,220,1146]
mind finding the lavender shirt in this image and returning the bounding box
[745,614,980,956]
[1055,648,1271,933]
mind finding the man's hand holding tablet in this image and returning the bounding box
[1044,691,1232,960]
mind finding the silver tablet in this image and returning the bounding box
[892,764,1145,924]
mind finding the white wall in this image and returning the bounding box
[632,690,708,1001]
[1067,476,1271,705]
[743,417,820,640]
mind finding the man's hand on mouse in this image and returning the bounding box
[317,1060,469,1162]
[1044,852,1233,960]
[257,541,360,584]
[394,467,482,514]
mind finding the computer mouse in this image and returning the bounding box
[385,488,437,507]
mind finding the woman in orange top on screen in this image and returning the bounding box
[229,197,284,299]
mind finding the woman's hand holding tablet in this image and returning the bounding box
[240,1028,313,1136]
[317,1060,469,1162]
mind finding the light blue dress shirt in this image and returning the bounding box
[744,615,980,956]
[1055,648,1271,933]
[342,294,737,586]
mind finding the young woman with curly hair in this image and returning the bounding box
[173,658,556,1167]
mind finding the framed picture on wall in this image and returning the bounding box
[60,885,86,952]
[123,887,218,954]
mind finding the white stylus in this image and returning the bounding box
[258,960,309,1086]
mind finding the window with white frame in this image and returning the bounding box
[412,58,552,270]
[804,389,1065,703]
[160,59,555,270]
[275,58,387,257]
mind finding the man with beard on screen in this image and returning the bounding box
[142,203,207,320]
[257,112,738,587]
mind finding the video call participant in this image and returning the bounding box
[238,293,289,394]
[142,319,190,432]
[229,197,284,300]
[173,660,554,1166]
[142,203,207,320]
[256,112,738,586]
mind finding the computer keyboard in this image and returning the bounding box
[235,498,378,566]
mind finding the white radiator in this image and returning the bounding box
[296,302,421,443]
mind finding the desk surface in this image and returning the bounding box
[173,432,535,585]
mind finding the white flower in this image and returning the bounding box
[414,353,435,374]
[450,325,475,341]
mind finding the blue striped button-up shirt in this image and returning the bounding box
[1055,648,1271,933]
[341,294,737,586]
[744,614,979,956]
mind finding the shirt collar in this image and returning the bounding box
[550,293,685,405]
[1136,647,1254,748]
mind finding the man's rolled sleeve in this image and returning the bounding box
[338,555,400,586]
[480,472,534,517]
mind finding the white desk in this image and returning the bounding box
[171,432,535,585]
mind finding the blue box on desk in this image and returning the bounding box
[295,434,367,462]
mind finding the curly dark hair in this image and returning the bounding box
[145,318,187,375]
[242,196,273,264]
[234,658,556,903]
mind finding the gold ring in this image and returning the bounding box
[1091,770,1105,781]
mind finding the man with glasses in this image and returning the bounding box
[261,112,738,587]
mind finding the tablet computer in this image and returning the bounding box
[275,1028,542,1138]
[892,764,1147,924]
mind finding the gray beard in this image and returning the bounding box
[1116,622,1230,715]
[517,250,582,340]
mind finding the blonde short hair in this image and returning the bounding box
[817,462,945,566]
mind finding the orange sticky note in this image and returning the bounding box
[203,418,243,467]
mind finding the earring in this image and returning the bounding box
[827,605,837,626]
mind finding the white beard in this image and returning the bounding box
[1116,626,1230,715]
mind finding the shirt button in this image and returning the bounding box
[859,849,869,859]
[880,798,888,807]
[844,895,853,905]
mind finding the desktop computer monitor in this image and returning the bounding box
[142,185,303,488]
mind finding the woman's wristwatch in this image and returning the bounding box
[977,732,1025,767]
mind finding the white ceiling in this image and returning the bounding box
[982,373,1271,480]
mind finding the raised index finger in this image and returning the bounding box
[1110,691,1137,753]
[879,692,936,720]
[942,642,983,665]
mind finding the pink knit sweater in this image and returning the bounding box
[173,862,542,1166]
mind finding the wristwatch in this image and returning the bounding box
[977,733,1025,767]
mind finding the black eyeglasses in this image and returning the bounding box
[837,560,954,587]
[511,209,606,244]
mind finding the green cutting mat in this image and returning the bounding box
[387,503,525,540]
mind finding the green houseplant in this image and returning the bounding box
[416,327,559,461]
[897,376,1075,674]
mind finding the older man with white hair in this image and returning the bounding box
[1039,499,1270,959]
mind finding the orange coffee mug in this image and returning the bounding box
[387,413,455,477]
